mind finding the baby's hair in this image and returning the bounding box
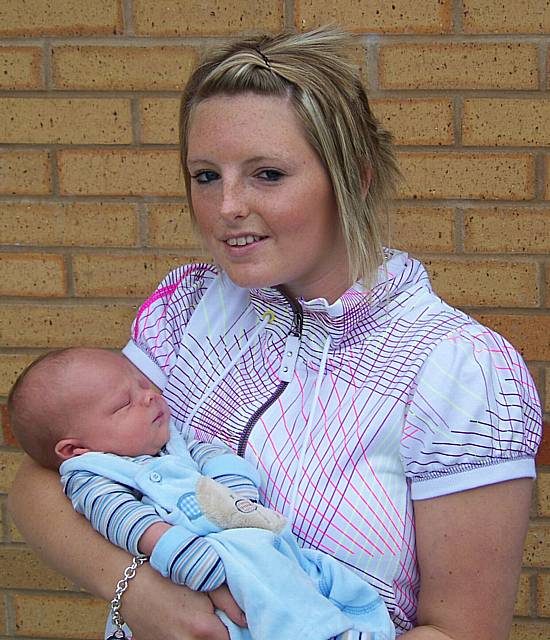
[8,348,78,470]
[180,25,400,288]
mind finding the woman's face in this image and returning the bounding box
[186,93,350,302]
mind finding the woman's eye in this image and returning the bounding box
[256,169,284,182]
[191,170,219,184]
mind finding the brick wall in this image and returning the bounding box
[0,1,548,638]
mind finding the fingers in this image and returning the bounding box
[209,584,247,628]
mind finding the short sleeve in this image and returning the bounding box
[402,323,542,500]
[122,263,217,389]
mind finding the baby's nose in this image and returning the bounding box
[143,388,157,404]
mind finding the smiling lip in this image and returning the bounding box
[223,235,267,253]
[223,233,266,245]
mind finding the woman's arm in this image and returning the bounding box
[402,477,532,639]
[8,456,234,640]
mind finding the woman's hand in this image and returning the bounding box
[122,564,232,640]
[403,478,532,640]
[209,584,247,628]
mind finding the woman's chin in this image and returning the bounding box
[221,267,279,291]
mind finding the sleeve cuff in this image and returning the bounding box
[411,456,536,501]
[150,526,197,577]
[122,340,167,390]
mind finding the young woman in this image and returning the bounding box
[10,27,541,640]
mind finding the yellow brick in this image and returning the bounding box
[544,157,550,199]
[424,259,539,308]
[73,254,189,297]
[52,45,198,90]
[134,0,284,35]
[0,354,36,396]
[537,574,550,617]
[0,151,51,195]
[0,202,139,247]
[0,304,135,349]
[140,97,180,144]
[0,47,42,89]
[14,594,107,639]
[523,524,550,568]
[473,314,550,361]
[0,498,4,541]
[382,206,455,253]
[0,450,24,493]
[297,0,452,33]
[350,44,369,86]
[0,254,66,297]
[538,472,550,518]
[147,203,201,249]
[463,0,550,34]
[514,573,532,617]
[59,150,184,196]
[10,519,24,542]
[372,99,453,146]
[463,99,550,147]
[0,97,132,144]
[379,43,538,90]
[1,498,24,542]
[0,548,73,590]
[398,152,535,200]
[0,0,122,36]
[464,207,550,254]
[509,621,550,639]
[0,594,5,633]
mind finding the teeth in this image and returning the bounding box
[227,235,261,246]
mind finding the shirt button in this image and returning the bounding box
[149,472,162,482]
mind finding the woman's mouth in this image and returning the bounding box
[225,235,264,247]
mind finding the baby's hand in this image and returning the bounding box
[196,476,286,533]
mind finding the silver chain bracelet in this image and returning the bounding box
[108,554,148,640]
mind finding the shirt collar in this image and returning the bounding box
[248,250,432,349]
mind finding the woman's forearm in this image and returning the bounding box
[401,627,453,639]
[8,456,234,640]
[8,455,133,599]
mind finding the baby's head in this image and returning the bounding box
[8,348,171,470]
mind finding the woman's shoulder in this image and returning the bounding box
[156,261,219,297]
[136,261,219,318]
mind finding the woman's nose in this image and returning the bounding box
[219,182,248,220]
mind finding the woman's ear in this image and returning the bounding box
[54,438,91,461]
[361,165,372,198]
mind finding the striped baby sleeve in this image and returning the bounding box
[62,469,163,555]
[189,439,261,501]
[150,525,225,591]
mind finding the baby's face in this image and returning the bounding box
[66,351,170,456]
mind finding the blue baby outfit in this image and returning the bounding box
[61,447,394,640]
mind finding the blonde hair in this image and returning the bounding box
[180,26,400,287]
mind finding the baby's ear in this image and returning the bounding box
[55,438,91,461]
